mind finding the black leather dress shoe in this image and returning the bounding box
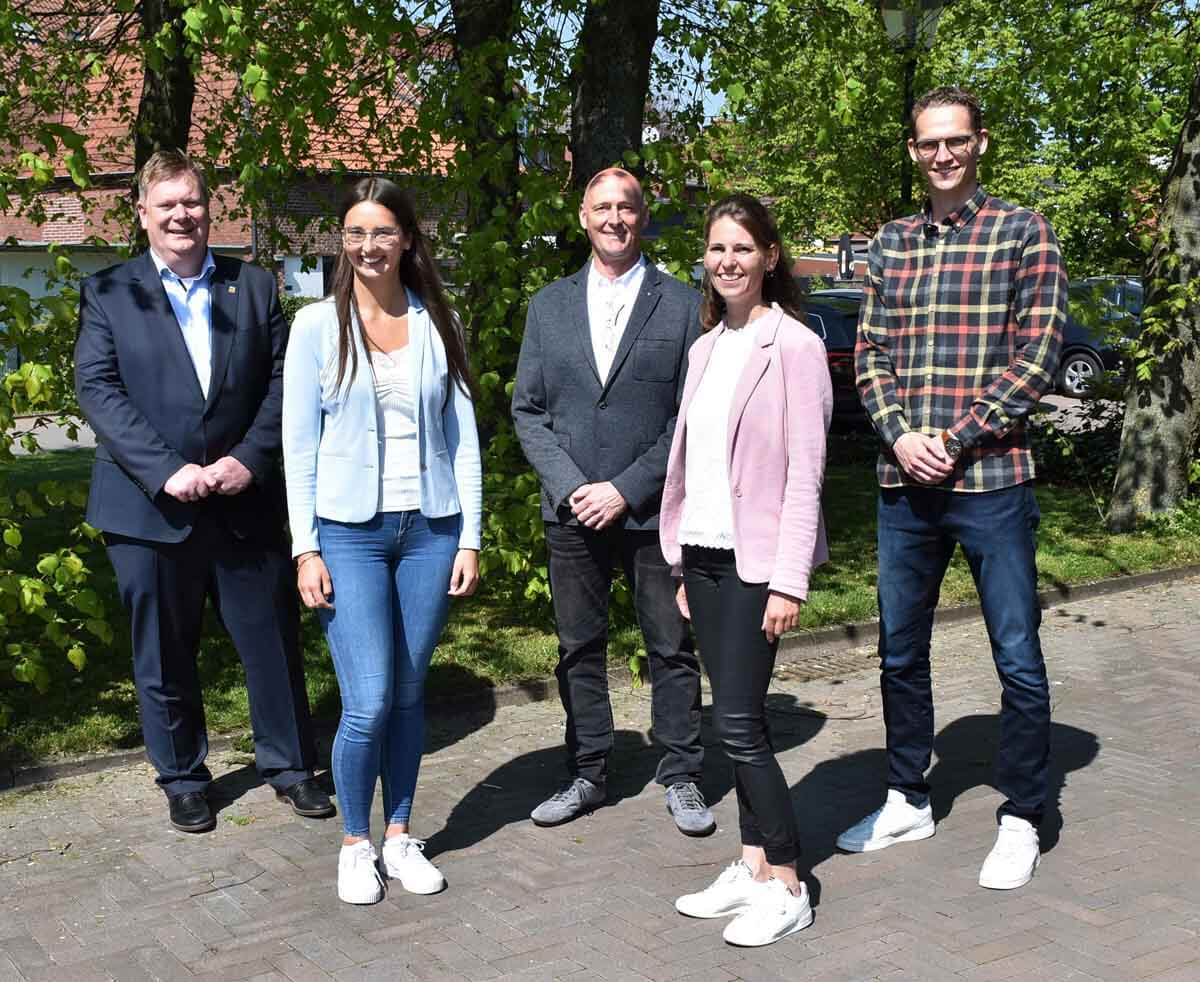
[168,792,216,833]
[276,777,336,818]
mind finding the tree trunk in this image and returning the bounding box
[449,0,520,343]
[133,0,195,170]
[570,0,661,191]
[1108,63,1200,530]
[130,0,195,248]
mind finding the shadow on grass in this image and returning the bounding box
[790,715,1099,907]
[423,690,826,859]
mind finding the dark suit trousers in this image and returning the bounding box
[106,512,316,796]
[545,522,703,787]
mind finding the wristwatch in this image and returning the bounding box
[940,430,963,461]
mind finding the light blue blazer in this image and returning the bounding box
[282,290,482,557]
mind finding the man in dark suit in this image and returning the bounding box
[75,149,333,833]
[512,167,712,834]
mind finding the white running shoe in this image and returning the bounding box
[338,840,384,905]
[675,861,763,918]
[978,815,1040,890]
[722,879,813,947]
[836,789,935,852]
[381,833,446,895]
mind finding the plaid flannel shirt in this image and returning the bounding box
[855,187,1067,492]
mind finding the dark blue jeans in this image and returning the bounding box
[877,483,1049,825]
[545,523,703,788]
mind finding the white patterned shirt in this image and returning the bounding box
[587,256,646,383]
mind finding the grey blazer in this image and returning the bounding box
[512,258,702,530]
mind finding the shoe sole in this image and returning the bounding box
[723,908,814,946]
[276,792,336,818]
[837,819,935,853]
[979,853,1040,890]
[383,872,447,895]
[675,899,754,919]
[170,817,216,833]
[338,886,384,904]
[666,804,717,837]
[530,803,601,827]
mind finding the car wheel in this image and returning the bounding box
[1057,350,1103,397]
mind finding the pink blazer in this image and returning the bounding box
[659,306,833,601]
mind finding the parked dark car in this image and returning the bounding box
[1057,277,1142,397]
[803,289,866,424]
[806,279,1142,405]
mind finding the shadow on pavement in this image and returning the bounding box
[790,715,1099,906]
[424,691,825,858]
[208,664,500,815]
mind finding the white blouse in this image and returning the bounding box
[677,319,760,550]
[370,347,421,512]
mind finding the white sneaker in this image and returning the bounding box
[675,861,763,918]
[338,840,384,905]
[836,789,935,852]
[722,879,813,947]
[381,833,446,895]
[978,815,1040,889]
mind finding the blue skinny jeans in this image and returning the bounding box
[317,511,459,837]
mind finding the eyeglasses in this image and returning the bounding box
[912,134,976,159]
[342,227,401,246]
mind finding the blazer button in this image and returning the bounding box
[599,400,608,409]
[734,486,743,497]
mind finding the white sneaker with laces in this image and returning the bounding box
[675,861,763,918]
[338,840,384,905]
[381,833,446,894]
[836,789,935,852]
[722,878,813,947]
[978,815,1040,889]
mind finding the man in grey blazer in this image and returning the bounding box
[512,167,712,834]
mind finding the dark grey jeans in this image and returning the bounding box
[545,522,703,788]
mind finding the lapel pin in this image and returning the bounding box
[228,285,237,294]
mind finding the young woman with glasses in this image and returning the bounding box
[282,177,482,904]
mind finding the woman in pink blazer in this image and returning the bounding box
[660,194,832,947]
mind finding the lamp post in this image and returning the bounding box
[879,0,948,212]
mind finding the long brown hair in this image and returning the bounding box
[699,194,805,331]
[331,177,477,399]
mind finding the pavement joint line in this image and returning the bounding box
[2,561,1197,794]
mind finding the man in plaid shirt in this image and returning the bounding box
[839,87,1067,891]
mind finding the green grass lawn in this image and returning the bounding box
[3,438,1198,766]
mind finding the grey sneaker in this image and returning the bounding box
[666,782,716,836]
[530,778,605,827]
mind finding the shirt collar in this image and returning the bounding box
[151,248,216,285]
[922,185,988,234]
[589,255,646,291]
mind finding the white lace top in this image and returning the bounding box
[370,347,421,511]
[677,319,760,550]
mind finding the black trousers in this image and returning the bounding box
[545,522,703,787]
[683,546,799,866]
[106,512,317,796]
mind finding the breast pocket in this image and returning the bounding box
[632,339,676,382]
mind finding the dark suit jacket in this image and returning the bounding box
[511,258,701,530]
[75,252,288,544]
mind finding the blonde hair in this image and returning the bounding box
[136,149,209,204]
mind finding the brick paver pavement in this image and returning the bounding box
[2,576,1198,981]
